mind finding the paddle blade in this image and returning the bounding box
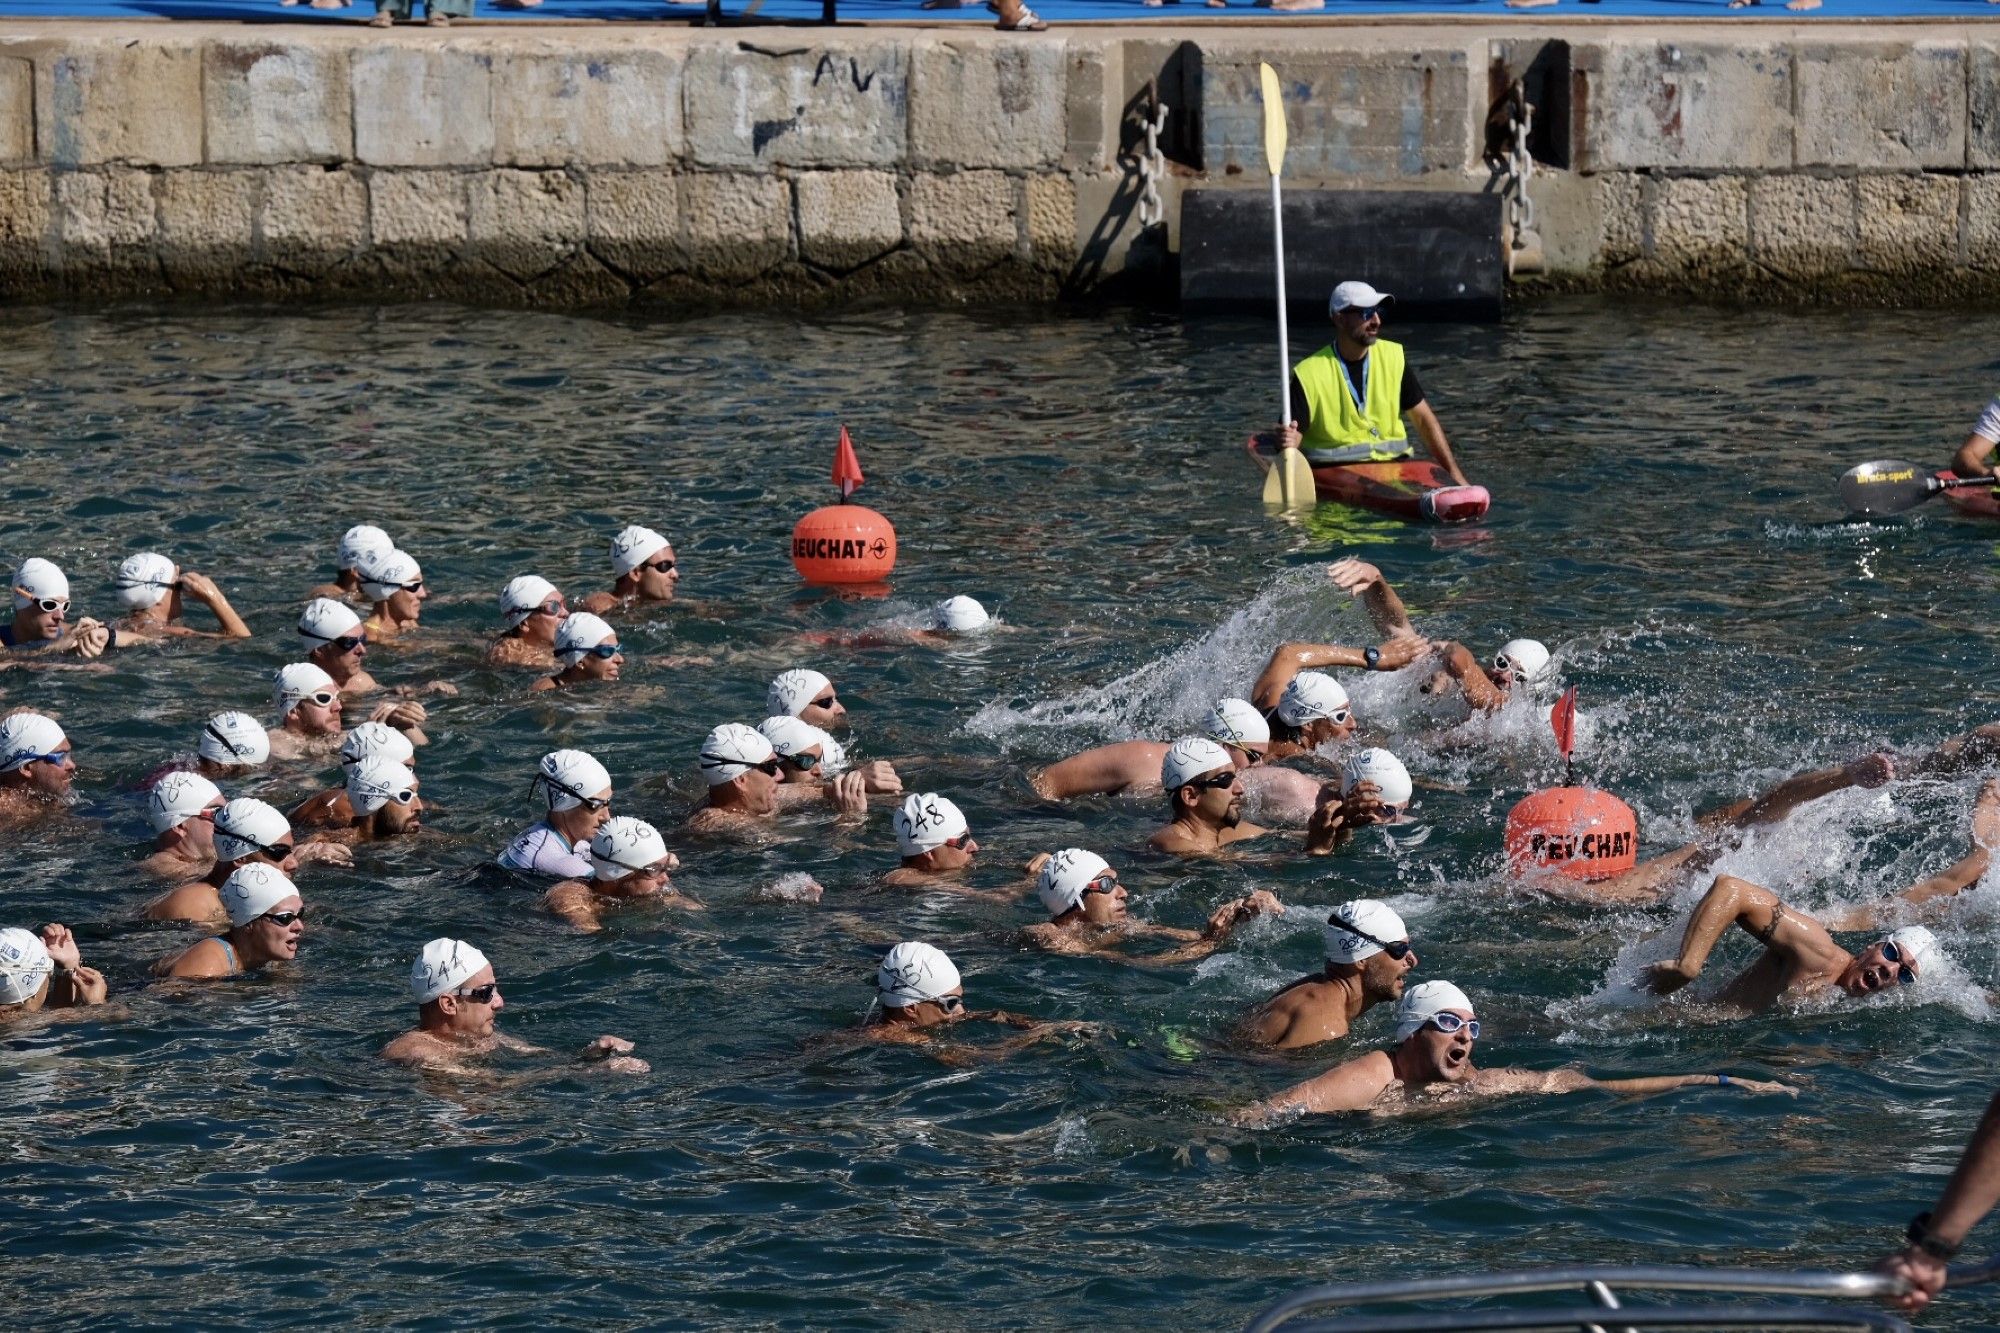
[1839,459,1935,517]
[1279,447,1314,512]
[1261,455,1287,508]
[1550,685,1578,763]
[1258,64,1288,177]
[833,424,864,499]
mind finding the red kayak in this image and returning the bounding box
[1939,470,2000,519]
[1246,435,1491,524]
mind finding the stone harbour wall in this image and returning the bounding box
[4,20,2000,306]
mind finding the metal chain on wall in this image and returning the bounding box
[1137,98,1170,232]
[1502,80,1544,276]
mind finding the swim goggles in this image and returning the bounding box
[1425,1012,1479,1039]
[1880,940,1920,985]
[1329,915,1412,961]
[534,774,611,812]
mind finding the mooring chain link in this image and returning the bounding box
[1137,100,1169,231]
[1505,80,1537,249]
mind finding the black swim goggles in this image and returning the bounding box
[1329,915,1413,961]
[534,774,610,812]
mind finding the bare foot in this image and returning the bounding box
[1265,0,1323,8]
[1505,0,1558,7]
[425,9,450,21]
[1785,0,1819,9]
[368,10,393,22]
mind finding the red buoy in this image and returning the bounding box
[1504,786,1637,882]
[792,426,897,586]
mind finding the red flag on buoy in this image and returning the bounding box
[833,425,864,500]
[1550,685,1578,763]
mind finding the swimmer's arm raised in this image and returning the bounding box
[1697,753,1893,831]
[1435,641,1507,712]
[1482,1067,1794,1097]
[1327,559,1416,635]
[177,572,253,639]
[1647,874,1791,994]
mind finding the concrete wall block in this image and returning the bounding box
[910,40,1065,170]
[1024,173,1076,270]
[353,46,495,168]
[1574,42,1791,172]
[683,171,792,279]
[1797,42,1964,170]
[0,169,54,278]
[1964,175,2000,268]
[684,43,908,168]
[261,165,367,273]
[0,58,32,165]
[1748,174,1854,278]
[1201,50,1472,180]
[157,169,259,283]
[205,43,352,165]
[41,45,203,168]
[1598,172,1644,266]
[909,169,1016,271]
[1647,174,1748,269]
[1855,173,1959,273]
[467,168,586,280]
[795,169,902,270]
[369,169,469,251]
[54,167,156,253]
[586,169,683,278]
[1967,44,2000,168]
[1063,42,1114,173]
[493,49,684,168]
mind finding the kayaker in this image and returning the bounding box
[1239,900,1417,1050]
[1272,281,1474,489]
[1877,1089,2000,1313]
[1949,392,2000,478]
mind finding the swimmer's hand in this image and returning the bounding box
[855,760,902,796]
[371,700,427,730]
[1644,961,1697,995]
[1025,852,1053,877]
[39,923,82,971]
[1327,557,1381,593]
[579,1035,647,1075]
[295,839,355,868]
[1205,889,1284,937]
[1723,1076,1797,1097]
[69,618,111,659]
[1845,753,1895,789]
[825,771,868,818]
[1304,792,1349,855]
[410,681,459,699]
[69,965,109,1005]
[177,570,224,605]
[1340,781,1394,827]
[1374,628,1430,670]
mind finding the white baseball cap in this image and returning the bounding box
[1329,280,1394,315]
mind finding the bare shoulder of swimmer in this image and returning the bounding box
[684,807,779,841]
[379,1030,488,1071]
[1021,922,1094,954]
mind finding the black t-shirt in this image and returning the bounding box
[1289,349,1424,433]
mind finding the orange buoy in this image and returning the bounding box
[791,504,897,584]
[1504,786,1637,881]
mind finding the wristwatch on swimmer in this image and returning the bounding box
[1905,1212,1962,1261]
[1363,646,1382,671]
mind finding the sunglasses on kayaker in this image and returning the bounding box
[1330,915,1413,961]
[1341,305,1383,321]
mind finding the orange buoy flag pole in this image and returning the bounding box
[833,424,864,500]
[1550,685,1578,785]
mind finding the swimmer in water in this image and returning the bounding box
[289,722,417,829]
[487,575,567,668]
[0,924,109,1020]
[687,724,866,836]
[1146,738,1355,857]
[498,749,614,879]
[0,713,76,827]
[882,792,998,892]
[144,797,351,923]
[804,595,996,649]
[139,771,227,881]
[577,524,679,616]
[153,863,306,980]
[381,938,648,1074]
[298,599,378,695]
[110,554,252,643]
[1239,899,1418,1050]
[768,668,848,733]
[308,524,395,603]
[268,663,426,761]
[318,758,423,845]
[759,716,902,804]
[1032,697,1316,808]
[529,613,622,692]
[1238,981,1792,1122]
[192,711,271,781]
[3,558,111,657]
[543,816,701,932]
[1019,848,1283,963]
[1324,558,1553,714]
[854,942,1099,1058]
[1314,748,1415,849]
[355,548,427,643]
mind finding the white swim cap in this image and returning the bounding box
[1277,672,1350,727]
[357,549,421,603]
[212,797,292,863]
[499,575,558,630]
[410,937,490,1003]
[273,662,338,724]
[1161,737,1233,792]
[554,612,616,666]
[589,815,669,880]
[1341,748,1414,809]
[337,524,394,572]
[1036,848,1111,916]
[114,552,177,610]
[340,721,415,769]
[199,711,270,767]
[534,749,612,810]
[0,927,53,1005]
[1495,639,1552,683]
[298,597,363,648]
[11,557,69,610]
[0,712,66,773]
[220,862,298,927]
[1396,980,1475,1042]
[768,668,833,719]
[758,715,823,760]
[347,758,416,816]
[893,793,970,857]
[699,724,775,786]
[932,595,990,633]
[1206,697,1272,748]
[611,524,671,577]
[1886,924,1941,973]
[147,771,222,834]
[1326,899,1409,964]
[876,941,961,1008]
[818,730,850,777]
